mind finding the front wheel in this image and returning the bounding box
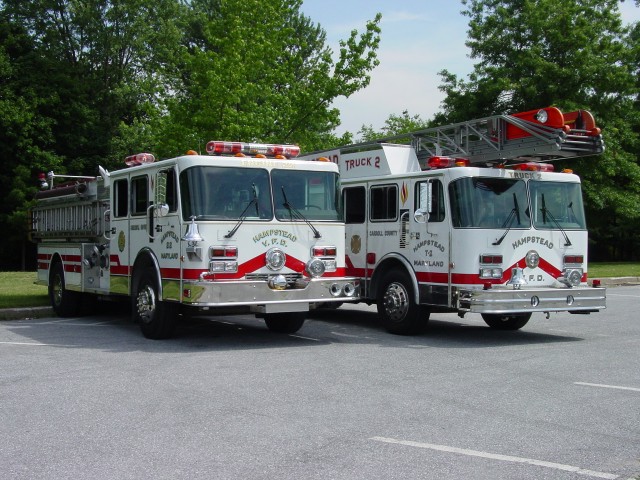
[133,268,178,339]
[264,312,306,333]
[481,312,532,330]
[377,271,429,335]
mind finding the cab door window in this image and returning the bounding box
[131,175,149,216]
[370,184,397,221]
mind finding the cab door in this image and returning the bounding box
[342,185,368,293]
[413,175,451,307]
[109,176,132,295]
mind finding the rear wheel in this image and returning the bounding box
[49,261,80,317]
[264,312,306,333]
[481,312,532,330]
[377,270,429,335]
[133,268,178,339]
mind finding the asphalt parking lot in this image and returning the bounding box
[1,286,639,480]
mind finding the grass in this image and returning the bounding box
[0,263,638,310]
[588,262,640,278]
[0,272,49,309]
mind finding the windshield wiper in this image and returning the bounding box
[281,186,321,238]
[225,184,259,239]
[493,193,520,245]
[540,194,572,246]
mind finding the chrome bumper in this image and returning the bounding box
[458,285,606,314]
[180,277,359,311]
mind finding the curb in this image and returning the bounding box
[596,276,640,287]
[0,306,54,321]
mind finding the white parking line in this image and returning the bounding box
[0,341,61,346]
[289,334,320,341]
[370,436,618,479]
[575,382,640,393]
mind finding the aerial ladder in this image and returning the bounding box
[335,107,604,168]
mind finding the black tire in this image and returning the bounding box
[481,312,532,330]
[376,270,429,335]
[264,312,306,333]
[133,268,178,339]
[49,261,80,317]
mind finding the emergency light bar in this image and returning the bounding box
[508,162,555,172]
[125,153,155,167]
[427,156,470,169]
[206,141,300,158]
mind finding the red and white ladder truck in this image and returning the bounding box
[300,107,606,334]
[30,142,359,339]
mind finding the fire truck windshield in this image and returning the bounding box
[272,169,341,222]
[179,166,341,222]
[180,166,273,220]
[450,177,529,229]
[449,177,587,231]
[529,181,586,230]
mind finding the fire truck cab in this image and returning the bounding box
[300,107,607,334]
[31,142,359,339]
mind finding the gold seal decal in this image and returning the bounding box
[118,231,126,252]
[350,234,361,254]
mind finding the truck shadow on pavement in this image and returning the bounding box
[307,305,584,349]
[3,302,583,352]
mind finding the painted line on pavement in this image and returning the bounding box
[575,382,640,393]
[370,436,618,479]
[289,334,321,341]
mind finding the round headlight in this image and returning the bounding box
[266,247,286,270]
[535,109,548,123]
[306,258,325,278]
[567,269,582,286]
[525,250,540,269]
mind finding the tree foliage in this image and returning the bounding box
[434,0,640,260]
[0,0,381,269]
[156,0,380,157]
[358,110,431,142]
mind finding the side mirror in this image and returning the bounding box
[414,209,429,224]
[155,203,170,217]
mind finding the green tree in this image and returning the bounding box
[357,110,431,142]
[0,0,184,269]
[435,0,640,260]
[156,0,380,156]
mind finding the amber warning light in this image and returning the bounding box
[206,141,300,158]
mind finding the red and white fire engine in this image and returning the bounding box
[300,107,607,334]
[30,141,358,338]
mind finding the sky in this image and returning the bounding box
[300,0,640,137]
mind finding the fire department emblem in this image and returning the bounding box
[400,182,409,205]
[118,231,126,252]
[350,234,361,254]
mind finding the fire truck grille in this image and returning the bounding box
[245,273,302,286]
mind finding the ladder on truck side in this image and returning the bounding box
[30,177,108,242]
[342,107,604,166]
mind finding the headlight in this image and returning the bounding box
[535,109,548,123]
[306,258,325,278]
[480,267,503,279]
[565,268,583,287]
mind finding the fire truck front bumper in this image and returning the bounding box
[458,285,606,314]
[179,276,359,312]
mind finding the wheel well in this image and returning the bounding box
[369,256,418,303]
[131,249,161,298]
[49,253,63,279]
